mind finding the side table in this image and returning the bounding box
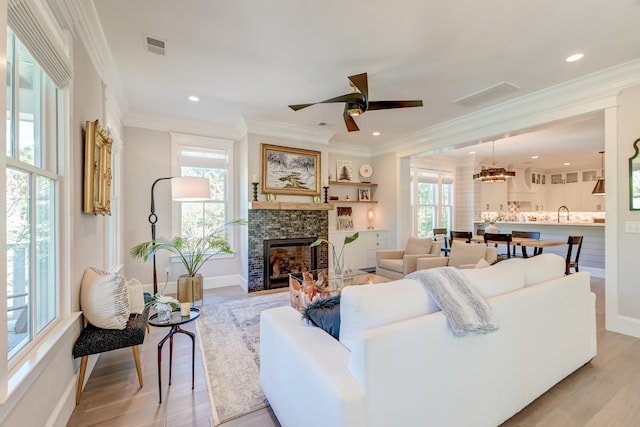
[148,307,200,403]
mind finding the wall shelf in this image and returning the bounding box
[329,181,377,187]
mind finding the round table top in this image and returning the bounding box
[148,307,200,327]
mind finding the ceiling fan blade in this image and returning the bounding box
[343,110,360,132]
[348,73,368,103]
[289,93,362,111]
[367,100,424,111]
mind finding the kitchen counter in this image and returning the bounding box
[474,221,604,227]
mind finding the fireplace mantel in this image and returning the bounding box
[250,201,334,211]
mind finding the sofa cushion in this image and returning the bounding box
[448,240,489,268]
[498,253,566,286]
[80,267,130,330]
[302,294,341,339]
[339,279,438,351]
[404,237,433,255]
[461,260,526,298]
[379,258,404,273]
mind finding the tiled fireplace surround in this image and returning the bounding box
[248,208,329,292]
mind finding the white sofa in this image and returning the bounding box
[260,254,597,427]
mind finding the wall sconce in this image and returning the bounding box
[367,208,375,229]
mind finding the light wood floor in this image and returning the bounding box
[68,277,640,427]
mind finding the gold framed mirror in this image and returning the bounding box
[630,137,640,210]
[83,119,113,215]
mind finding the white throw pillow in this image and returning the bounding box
[448,240,488,268]
[461,260,526,298]
[339,279,438,351]
[475,258,491,269]
[80,267,130,329]
[127,278,146,314]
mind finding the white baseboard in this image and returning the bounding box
[141,274,248,295]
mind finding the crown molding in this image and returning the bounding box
[378,59,640,159]
[242,117,335,145]
[125,111,242,141]
[328,141,372,158]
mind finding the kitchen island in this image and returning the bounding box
[473,221,604,275]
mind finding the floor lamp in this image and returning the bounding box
[148,176,210,293]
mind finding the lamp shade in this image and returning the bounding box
[171,176,210,201]
[592,178,605,195]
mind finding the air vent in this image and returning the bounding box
[144,35,166,56]
[453,81,521,107]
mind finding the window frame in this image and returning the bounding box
[170,133,236,258]
[411,168,455,237]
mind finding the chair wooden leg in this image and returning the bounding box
[76,356,88,405]
[132,346,143,388]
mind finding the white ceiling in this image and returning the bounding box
[91,0,639,160]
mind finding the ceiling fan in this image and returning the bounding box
[288,73,423,132]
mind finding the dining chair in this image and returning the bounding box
[450,231,472,244]
[433,228,449,256]
[511,231,541,258]
[565,235,583,275]
[484,232,513,259]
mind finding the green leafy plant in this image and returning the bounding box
[310,232,359,273]
[130,219,247,277]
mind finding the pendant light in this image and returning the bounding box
[592,151,605,195]
[472,141,516,182]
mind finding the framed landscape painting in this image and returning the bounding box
[261,144,321,196]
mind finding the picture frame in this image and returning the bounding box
[358,187,371,202]
[83,119,113,215]
[336,160,353,182]
[261,144,321,196]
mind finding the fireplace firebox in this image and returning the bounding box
[264,237,317,289]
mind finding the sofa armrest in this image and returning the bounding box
[416,256,450,270]
[260,306,366,427]
[376,250,404,266]
[403,253,439,274]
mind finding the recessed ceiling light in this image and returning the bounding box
[564,162,571,166]
[372,131,380,136]
[188,95,200,102]
[566,53,584,63]
[531,155,539,159]
[469,151,476,155]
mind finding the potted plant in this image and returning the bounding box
[310,232,359,279]
[130,219,247,303]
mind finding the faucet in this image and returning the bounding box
[557,205,570,223]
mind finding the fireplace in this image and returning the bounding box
[264,238,318,289]
[248,208,328,292]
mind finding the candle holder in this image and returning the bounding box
[252,182,259,202]
[323,186,329,203]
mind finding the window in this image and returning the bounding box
[412,169,454,238]
[6,29,60,360]
[171,134,235,248]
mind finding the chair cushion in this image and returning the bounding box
[448,240,489,268]
[379,258,404,273]
[404,237,433,255]
[72,311,148,358]
[80,267,130,330]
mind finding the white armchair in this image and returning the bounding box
[416,240,498,270]
[376,237,442,280]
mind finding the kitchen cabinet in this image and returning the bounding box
[329,229,387,270]
[580,181,604,211]
[548,181,580,211]
[480,181,507,212]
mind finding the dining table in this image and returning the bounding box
[470,235,567,257]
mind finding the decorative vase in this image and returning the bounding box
[156,307,172,323]
[177,274,204,304]
[485,223,500,233]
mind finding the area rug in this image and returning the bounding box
[196,290,289,425]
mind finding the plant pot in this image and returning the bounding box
[485,224,500,233]
[177,274,203,304]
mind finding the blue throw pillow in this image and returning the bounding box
[301,294,341,339]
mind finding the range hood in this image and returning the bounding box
[507,168,534,201]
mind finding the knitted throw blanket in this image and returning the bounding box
[406,267,499,337]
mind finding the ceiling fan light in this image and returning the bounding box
[347,106,363,117]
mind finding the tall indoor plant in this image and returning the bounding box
[130,219,247,302]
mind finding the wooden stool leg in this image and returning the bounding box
[132,346,143,387]
[76,356,88,405]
